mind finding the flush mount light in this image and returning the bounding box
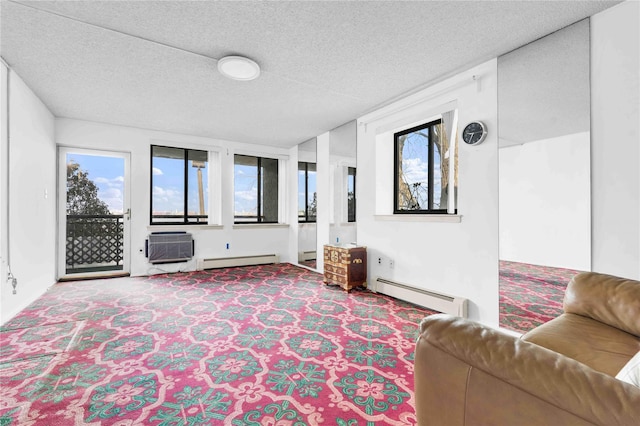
[217,55,261,81]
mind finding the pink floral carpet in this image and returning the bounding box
[0,263,436,425]
[499,260,582,333]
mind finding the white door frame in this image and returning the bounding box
[57,147,131,279]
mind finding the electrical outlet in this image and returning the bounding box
[389,259,394,269]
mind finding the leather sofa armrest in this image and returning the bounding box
[415,314,640,426]
[563,272,640,337]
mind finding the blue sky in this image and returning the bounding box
[402,129,442,207]
[67,153,124,214]
[68,153,209,216]
[152,157,208,215]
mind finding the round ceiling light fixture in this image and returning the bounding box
[217,55,261,81]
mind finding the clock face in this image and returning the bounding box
[462,121,487,145]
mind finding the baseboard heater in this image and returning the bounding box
[375,277,468,318]
[146,232,194,264]
[196,254,279,270]
[298,250,317,262]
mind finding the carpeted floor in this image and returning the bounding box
[0,263,436,425]
[499,260,583,333]
[299,259,317,270]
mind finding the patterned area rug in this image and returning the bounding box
[500,260,582,333]
[0,263,436,425]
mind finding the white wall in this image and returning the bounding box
[329,120,357,246]
[287,145,299,265]
[591,1,640,280]
[1,71,56,324]
[0,64,8,322]
[357,60,499,324]
[56,118,293,277]
[499,132,591,270]
[315,132,331,272]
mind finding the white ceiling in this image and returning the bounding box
[0,0,620,148]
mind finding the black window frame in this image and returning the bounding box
[298,161,317,223]
[150,145,209,225]
[234,154,279,224]
[394,118,450,214]
[347,166,356,222]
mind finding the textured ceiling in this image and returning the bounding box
[0,0,620,148]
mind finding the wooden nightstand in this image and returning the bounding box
[323,244,367,292]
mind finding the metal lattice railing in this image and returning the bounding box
[66,215,124,271]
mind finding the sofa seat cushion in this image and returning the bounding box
[522,313,640,377]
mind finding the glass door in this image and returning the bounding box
[58,148,130,278]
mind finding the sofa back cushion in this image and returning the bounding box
[564,272,640,337]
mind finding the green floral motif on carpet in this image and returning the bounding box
[1,264,436,425]
[150,385,231,425]
[335,370,410,414]
[85,374,158,422]
[206,350,261,384]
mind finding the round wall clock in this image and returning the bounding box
[462,121,487,145]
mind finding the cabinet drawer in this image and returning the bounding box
[324,263,347,276]
[324,249,351,265]
[324,271,347,285]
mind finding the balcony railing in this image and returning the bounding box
[66,214,124,273]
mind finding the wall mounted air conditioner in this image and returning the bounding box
[145,232,194,264]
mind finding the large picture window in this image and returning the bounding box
[298,162,317,222]
[394,119,455,214]
[234,155,279,223]
[151,145,208,224]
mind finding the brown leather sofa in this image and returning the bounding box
[414,272,640,425]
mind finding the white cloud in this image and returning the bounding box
[153,186,179,198]
[94,176,125,213]
[95,176,125,188]
[102,188,123,213]
[235,190,257,201]
[102,188,122,198]
[402,157,428,184]
[153,167,163,176]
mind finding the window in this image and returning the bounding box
[347,167,356,222]
[394,119,455,213]
[151,145,208,224]
[298,162,317,222]
[234,155,279,223]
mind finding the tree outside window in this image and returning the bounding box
[298,162,316,222]
[394,119,456,213]
[347,167,356,222]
